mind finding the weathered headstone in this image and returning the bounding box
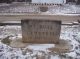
[40,6,48,12]
[21,20,61,44]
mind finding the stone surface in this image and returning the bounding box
[21,20,61,43]
[40,6,48,12]
[48,39,72,53]
[10,39,28,48]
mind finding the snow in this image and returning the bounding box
[0,3,80,14]
[32,0,64,4]
[27,44,55,51]
[0,25,80,59]
[51,55,60,59]
[66,51,77,58]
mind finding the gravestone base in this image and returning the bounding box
[21,20,61,44]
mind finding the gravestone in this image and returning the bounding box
[21,20,61,44]
[40,6,48,12]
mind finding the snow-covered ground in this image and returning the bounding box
[0,25,80,59]
[0,3,80,14]
[32,0,64,4]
